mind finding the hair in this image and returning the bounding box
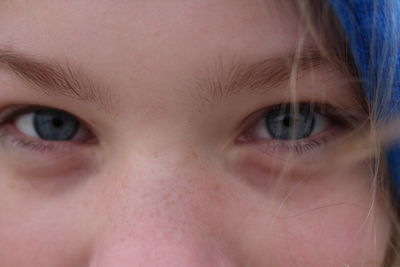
[281,0,400,266]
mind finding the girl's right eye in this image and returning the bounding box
[0,107,97,174]
[2,107,93,143]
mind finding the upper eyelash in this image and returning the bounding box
[239,103,360,139]
[0,105,45,126]
[263,103,362,125]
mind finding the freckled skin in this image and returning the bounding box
[0,0,392,266]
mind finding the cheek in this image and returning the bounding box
[0,156,392,267]
[264,179,389,265]
[276,201,390,266]
[0,219,90,266]
[226,154,391,266]
[0,172,97,266]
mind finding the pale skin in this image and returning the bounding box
[0,0,392,266]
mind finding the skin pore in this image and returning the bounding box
[0,0,392,266]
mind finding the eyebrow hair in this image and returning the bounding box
[0,49,113,112]
[0,48,331,112]
[198,50,330,105]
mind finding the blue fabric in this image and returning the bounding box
[329,0,400,193]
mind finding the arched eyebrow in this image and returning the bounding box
[198,50,330,104]
[0,49,114,112]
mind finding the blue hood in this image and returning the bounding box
[330,0,400,193]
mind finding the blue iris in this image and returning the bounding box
[33,109,80,141]
[265,104,315,140]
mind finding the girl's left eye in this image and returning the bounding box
[254,103,329,140]
[11,108,91,142]
[238,103,351,155]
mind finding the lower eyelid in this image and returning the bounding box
[0,124,93,156]
[0,128,99,177]
[239,127,341,159]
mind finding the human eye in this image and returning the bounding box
[0,105,95,154]
[238,102,363,156]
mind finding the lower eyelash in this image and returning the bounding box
[0,126,74,153]
[247,132,337,156]
[9,135,61,152]
[287,137,332,155]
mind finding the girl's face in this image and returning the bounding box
[0,1,392,266]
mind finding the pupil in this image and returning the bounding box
[52,118,64,128]
[282,117,292,127]
[33,109,80,141]
[265,104,315,140]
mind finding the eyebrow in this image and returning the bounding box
[198,50,330,104]
[0,49,113,112]
[0,48,330,111]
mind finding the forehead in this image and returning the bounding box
[0,1,303,110]
[0,0,301,61]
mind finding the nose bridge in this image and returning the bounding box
[101,150,199,226]
[103,149,202,219]
[89,152,234,267]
